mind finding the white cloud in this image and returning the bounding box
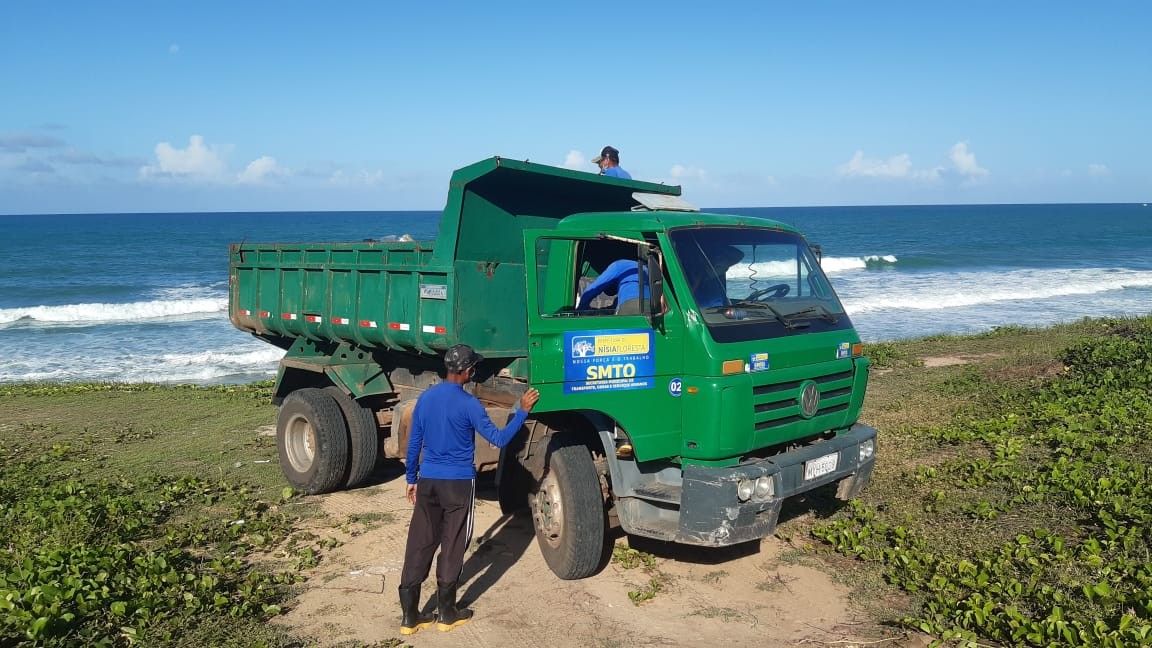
[839,151,921,178]
[238,156,282,184]
[949,142,988,178]
[669,164,707,181]
[838,142,988,183]
[329,169,387,186]
[140,135,226,179]
[1088,163,1110,177]
[561,150,586,170]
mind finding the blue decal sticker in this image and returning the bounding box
[564,329,655,394]
[668,378,683,397]
[836,342,851,359]
[749,352,770,373]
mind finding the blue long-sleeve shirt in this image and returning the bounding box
[602,166,631,179]
[405,382,529,483]
[577,259,648,310]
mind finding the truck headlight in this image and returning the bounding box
[754,476,774,499]
[737,479,754,502]
[859,439,875,462]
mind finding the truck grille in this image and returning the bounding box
[752,368,853,431]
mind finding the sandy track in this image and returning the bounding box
[277,465,908,648]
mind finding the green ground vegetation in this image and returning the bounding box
[3,317,1151,645]
[0,382,345,647]
[815,316,1152,646]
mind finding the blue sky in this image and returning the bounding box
[2,2,1149,214]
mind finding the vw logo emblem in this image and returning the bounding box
[799,381,820,418]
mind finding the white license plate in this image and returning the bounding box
[804,452,839,480]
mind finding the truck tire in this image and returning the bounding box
[531,444,605,579]
[276,388,350,494]
[323,386,378,489]
[497,458,531,515]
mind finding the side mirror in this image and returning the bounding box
[646,249,664,324]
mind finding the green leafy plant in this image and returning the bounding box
[0,443,309,645]
[814,317,1152,647]
[611,544,656,570]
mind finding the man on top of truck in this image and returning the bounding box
[592,145,631,179]
[399,344,541,634]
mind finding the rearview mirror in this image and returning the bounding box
[646,249,664,324]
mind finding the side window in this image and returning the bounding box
[574,240,646,317]
[536,238,575,316]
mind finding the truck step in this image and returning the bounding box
[631,481,682,504]
[628,518,680,542]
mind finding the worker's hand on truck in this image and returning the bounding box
[520,388,540,413]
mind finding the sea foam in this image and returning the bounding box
[726,254,897,278]
[841,267,1152,314]
[0,344,283,384]
[0,298,228,326]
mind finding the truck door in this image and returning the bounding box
[523,229,685,459]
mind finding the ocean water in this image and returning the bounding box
[1,204,1149,384]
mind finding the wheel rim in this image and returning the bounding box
[284,412,316,473]
[534,473,564,548]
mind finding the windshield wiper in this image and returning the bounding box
[783,304,841,324]
[725,301,809,329]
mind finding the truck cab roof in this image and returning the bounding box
[555,210,800,234]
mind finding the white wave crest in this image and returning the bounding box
[821,255,898,273]
[842,267,1152,314]
[725,254,897,278]
[0,345,283,384]
[0,298,228,326]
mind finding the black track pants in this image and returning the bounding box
[400,477,476,589]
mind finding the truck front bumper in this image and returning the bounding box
[674,423,877,546]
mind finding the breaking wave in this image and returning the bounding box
[841,267,1152,314]
[0,298,228,327]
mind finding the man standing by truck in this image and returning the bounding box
[398,344,541,634]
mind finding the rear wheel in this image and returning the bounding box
[323,386,379,489]
[531,443,605,579]
[277,388,349,494]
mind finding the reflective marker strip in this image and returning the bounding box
[239,309,251,315]
[260,311,270,318]
[305,315,322,323]
[332,317,350,325]
[388,322,411,331]
[359,320,378,328]
[282,313,297,320]
[422,325,447,334]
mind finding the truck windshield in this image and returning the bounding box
[668,227,854,341]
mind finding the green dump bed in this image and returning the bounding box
[228,157,680,359]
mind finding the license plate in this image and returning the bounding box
[804,452,839,480]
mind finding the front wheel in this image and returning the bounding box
[276,388,350,494]
[531,444,605,579]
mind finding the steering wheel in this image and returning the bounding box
[745,283,790,301]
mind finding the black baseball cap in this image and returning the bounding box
[444,344,484,372]
[591,146,619,164]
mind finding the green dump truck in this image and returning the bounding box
[229,157,876,579]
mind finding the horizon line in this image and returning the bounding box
[2,201,1147,218]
